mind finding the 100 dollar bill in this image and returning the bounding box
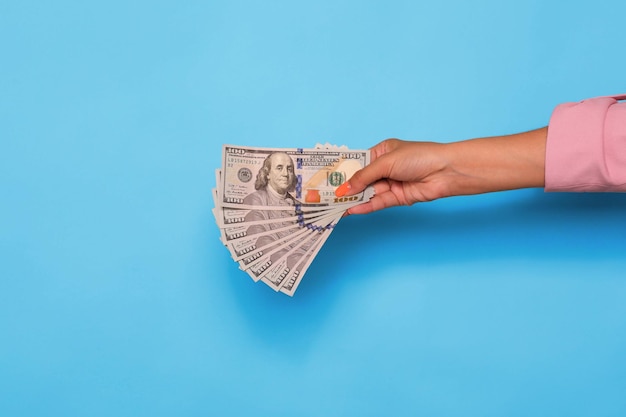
[221,145,370,209]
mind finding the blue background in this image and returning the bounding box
[2,1,625,416]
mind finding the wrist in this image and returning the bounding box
[443,128,547,197]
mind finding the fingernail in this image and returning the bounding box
[335,182,351,197]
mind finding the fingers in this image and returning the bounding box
[369,139,397,162]
[343,180,399,215]
[335,139,400,198]
[334,181,352,198]
[346,190,402,215]
[336,154,394,197]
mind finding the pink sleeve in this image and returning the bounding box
[545,94,626,192]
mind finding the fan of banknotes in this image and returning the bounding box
[212,143,374,296]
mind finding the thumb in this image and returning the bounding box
[335,156,390,197]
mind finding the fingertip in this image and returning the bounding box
[335,181,351,197]
[345,203,370,216]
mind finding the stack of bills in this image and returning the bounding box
[212,144,373,296]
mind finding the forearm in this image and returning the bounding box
[339,127,548,213]
[442,127,547,197]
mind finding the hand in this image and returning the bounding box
[335,128,547,215]
[335,139,452,215]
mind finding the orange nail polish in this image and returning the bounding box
[335,182,351,197]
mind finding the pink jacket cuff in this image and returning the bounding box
[545,94,626,192]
